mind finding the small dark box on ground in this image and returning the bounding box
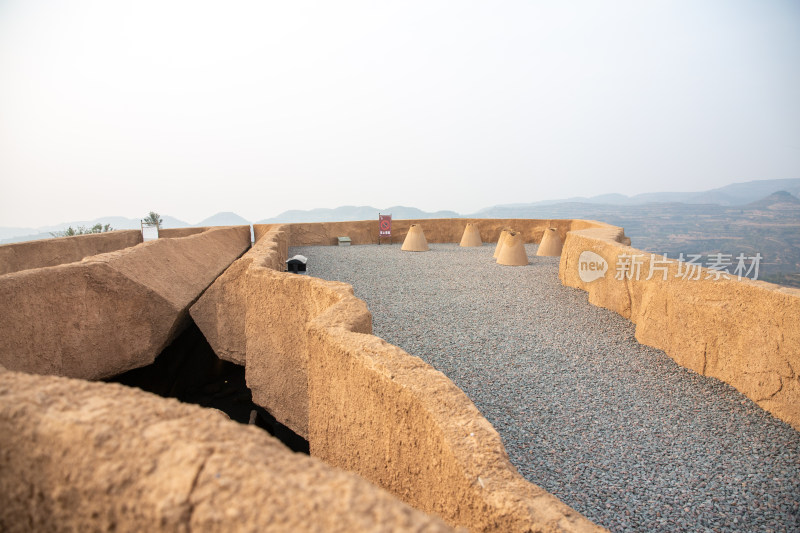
[286,254,308,274]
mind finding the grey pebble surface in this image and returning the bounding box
[291,243,800,533]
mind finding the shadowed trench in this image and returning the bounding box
[105,319,309,454]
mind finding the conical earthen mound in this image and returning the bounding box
[536,227,563,256]
[459,223,482,247]
[496,231,529,266]
[493,229,512,258]
[401,224,430,252]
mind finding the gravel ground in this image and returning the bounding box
[291,243,800,533]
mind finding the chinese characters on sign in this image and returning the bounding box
[379,214,391,237]
[613,253,762,281]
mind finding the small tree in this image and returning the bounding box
[142,211,163,228]
[51,227,78,237]
[50,223,114,238]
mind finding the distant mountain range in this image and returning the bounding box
[472,179,800,219]
[195,211,251,227]
[477,178,800,211]
[2,178,798,245]
[256,205,460,224]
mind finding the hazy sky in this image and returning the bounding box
[1,1,798,226]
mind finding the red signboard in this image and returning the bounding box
[379,214,391,237]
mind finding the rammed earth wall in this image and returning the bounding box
[0,226,251,379]
[0,367,454,532]
[255,218,618,247]
[255,218,798,431]
[0,229,143,276]
[193,223,604,532]
[559,225,800,431]
[0,225,461,532]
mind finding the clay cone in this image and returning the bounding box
[459,223,482,247]
[536,227,563,257]
[401,224,430,252]
[493,228,512,258]
[496,231,529,266]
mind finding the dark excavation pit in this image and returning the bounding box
[105,319,308,454]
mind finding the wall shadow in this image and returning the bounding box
[105,319,309,454]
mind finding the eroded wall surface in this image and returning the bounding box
[0,226,251,379]
[559,226,800,430]
[159,227,211,238]
[191,227,287,365]
[0,367,453,533]
[254,218,611,247]
[0,230,143,276]
[192,224,603,532]
[307,305,600,532]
